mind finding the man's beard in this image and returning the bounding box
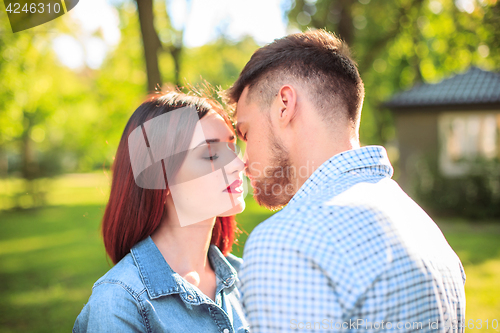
[253,132,296,210]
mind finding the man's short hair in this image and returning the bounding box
[227,29,365,126]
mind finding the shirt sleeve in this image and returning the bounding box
[459,261,466,285]
[73,282,147,333]
[240,221,344,332]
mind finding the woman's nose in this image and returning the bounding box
[226,142,238,154]
[235,151,246,173]
[226,147,245,174]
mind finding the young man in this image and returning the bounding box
[228,30,466,332]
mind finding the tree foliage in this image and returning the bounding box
[286,0,499,144]
[3,0,497,210]
[0,3,146,208]
[0,1,259,209]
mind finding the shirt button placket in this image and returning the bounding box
[208,303,232,333]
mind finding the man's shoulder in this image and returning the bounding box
[245,201,351,251]
[250,191,381,236]
[245,177,420,256]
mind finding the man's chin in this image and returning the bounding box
[253,185,293,211]
[255,195,285,211]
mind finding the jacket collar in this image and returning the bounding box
[130,236,237,303]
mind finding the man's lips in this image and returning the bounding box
[224,179,243,193]
[245,171,254,182]
[245,173,258,188]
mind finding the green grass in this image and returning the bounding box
[0,204,111,333]
[0,173,499,332]
[436,220,500,328]
[231,195,275,257]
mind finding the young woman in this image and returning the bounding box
[73,90,249,333]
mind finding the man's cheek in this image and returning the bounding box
[249,161,262,178]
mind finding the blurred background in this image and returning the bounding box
[0,0,499,331]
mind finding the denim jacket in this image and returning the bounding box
[73,236,250,333]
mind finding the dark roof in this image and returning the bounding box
[384,67,500,109]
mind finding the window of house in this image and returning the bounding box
[439,111,500,176]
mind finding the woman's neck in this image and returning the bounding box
[151,216,216,276]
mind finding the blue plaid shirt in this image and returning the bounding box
[240,146,466,332]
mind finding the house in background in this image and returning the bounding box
[384,67,500,193]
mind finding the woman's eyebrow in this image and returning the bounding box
[194,135,235,148]
[195,138,220,148]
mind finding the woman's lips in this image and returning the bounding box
[224,179,243,193]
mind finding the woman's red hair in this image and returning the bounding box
[102,91,238,264]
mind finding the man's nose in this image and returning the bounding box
[243,148,251,176]
[243,147,248,165]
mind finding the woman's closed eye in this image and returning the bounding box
[203,154,219,161]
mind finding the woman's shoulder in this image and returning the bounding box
[74,254,149,332]
[225,253,243,273]
[92,253,145,296]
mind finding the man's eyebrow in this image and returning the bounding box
[235,122,244,138]
[195,135,235,148]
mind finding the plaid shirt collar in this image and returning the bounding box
[289,145,394,206]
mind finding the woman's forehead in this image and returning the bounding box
[200,110,232,133]
[187,110,232,149]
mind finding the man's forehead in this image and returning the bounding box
[235,87,252,120]
[234,105,247,127]
[234,112,245,124]
[238,86,252,106]
[234,105,250,124]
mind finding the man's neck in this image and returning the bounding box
[291,133,359,191]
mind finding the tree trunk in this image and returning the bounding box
[19,113,42,208]
[0,147,7,178]
[170,45,182,87]
[336,0,353,46]
[135,0,162,92]
[21,114,37,181]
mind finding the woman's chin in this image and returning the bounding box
[219,200,246,216]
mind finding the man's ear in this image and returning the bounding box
[273,85,298,129]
